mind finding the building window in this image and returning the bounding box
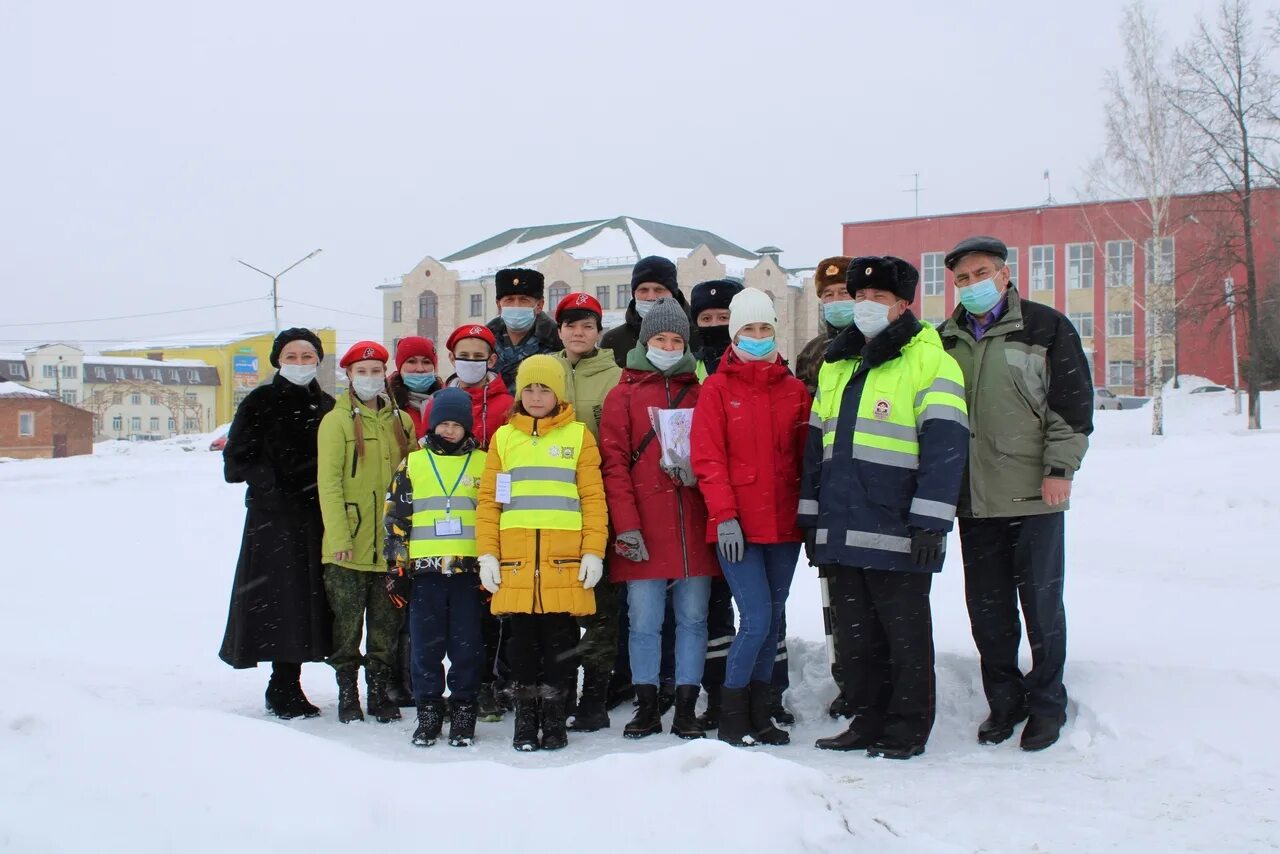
[921,252,946,297]
[112,415,122,431]
[1066,243,1094,290]
[418,292,437,319]
[185,392,197,403]
[548,283,570,306]
[150,395,160,406]
[1108,360,1135,387]
[1030,245,1055,291]
[114,367,126,379]
[130,416,142,432]
[168,417,176,432]
[1105,240,1135,287]
[1005,247,1019,286]
[469,294,483,317]
[112,392,122,404]
[149,417,160,432]
[596,286,612,310]
[93,366,106,379]
[18,412,34,437]
[616,284,629,308]
[131,394,141,406]
[1146,309,1177,336]
[185,418,199,431]
[1108,311,1134,337]
[1068,312,1094,338]
[1145,236,1175,285]
[131,368,143,380]
[62,364,78,379]
[187,370,200,384]
[392,300,403,323]
[42,364,57,378]
[150,368,162,381]
[60,391,76,405]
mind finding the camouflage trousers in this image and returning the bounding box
[323,564,404,673]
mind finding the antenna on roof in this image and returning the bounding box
[904,173,925,217]
[1043,169,1056,205]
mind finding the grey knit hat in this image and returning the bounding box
[638,296,690,345]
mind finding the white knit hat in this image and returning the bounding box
[728,287,778,341]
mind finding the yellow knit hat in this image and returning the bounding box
[514,354,567,402]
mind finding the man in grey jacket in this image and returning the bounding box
[938,236,1094,752]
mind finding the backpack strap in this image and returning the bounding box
[629,383,693,468]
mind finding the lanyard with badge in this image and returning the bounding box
[427,451,472,537]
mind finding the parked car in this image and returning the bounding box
[1189,385,1230,394]
[209,423,231,451]
[1096,388,1124,410]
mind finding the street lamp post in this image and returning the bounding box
[1224,275,1242,415]
[236,249,323,334]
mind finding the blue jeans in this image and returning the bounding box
[627,577,711,687]
[408,572,486,703]
[719,543,801,689]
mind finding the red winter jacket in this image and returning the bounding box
[599,363,720,582]
[691,349,810,545]
[421,374,514,450]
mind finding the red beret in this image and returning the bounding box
[394,336,437,372]
[339,340,389,368]
[446,324,497,354]
[555,291,603,323]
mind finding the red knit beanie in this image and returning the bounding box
[394,336,437,372]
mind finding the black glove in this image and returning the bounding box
[909,528,946,569]
[385,564,411,609]
[803,529,817,566]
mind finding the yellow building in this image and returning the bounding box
[105,329,338,426]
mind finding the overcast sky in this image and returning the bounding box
[2,0,1213,350]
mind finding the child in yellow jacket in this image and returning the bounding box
[476,355,609,751]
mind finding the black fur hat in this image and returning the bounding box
[269,327,324,368]
[495,268,545,301]
[846,257,919,303]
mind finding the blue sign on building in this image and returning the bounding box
[233,355,258,374]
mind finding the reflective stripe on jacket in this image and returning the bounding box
[406,448,487,559]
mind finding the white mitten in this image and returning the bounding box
[578,554,604,589]
[478,554,502,594]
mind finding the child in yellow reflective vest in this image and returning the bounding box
[476,354,609,751]
[384,388,488,748]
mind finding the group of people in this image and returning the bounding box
[219,234,1094,759]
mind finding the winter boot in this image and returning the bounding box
[696,683,721,731]
[828,692,853,720]
[511,686,541,752]
[569,667,610,732]
[447,699,478,747]
[266,663,320,719]
[623,685,663,739]
[605,673,636,711]
[978,703,1029,745]
[336,669,364,724]
[539,685,569,751]
[815,718,881,752]
[769,685,795,726]
[717,686,755,747]
[412,699,445,747]
[748,681,789,745]
[366,667,402,723]
[657,684,676,717]
[477,682,504,723]
[670,684,705,740]
[1020,714,1064,752]
[389,629,416,708]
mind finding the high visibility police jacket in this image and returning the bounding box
[476,404,609,616]
[797,313,969,573]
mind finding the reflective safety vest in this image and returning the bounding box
[494,420,586,532]
[407,448,488,559]
[695,360,708,381]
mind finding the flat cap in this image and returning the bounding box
[944,236,1008,270]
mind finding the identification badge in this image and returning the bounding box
[435,517,463,536]
[495,473,512,504]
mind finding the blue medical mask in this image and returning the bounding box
[853,300,892,338]
[401,372,435,392]
[646,346,684,373]
[501,306,536,332]
[735,335,776,359]
[958,278,1002,316]
[822,300,856,329]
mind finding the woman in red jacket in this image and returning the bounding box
[600,298,720,741]
[691,287,810,747]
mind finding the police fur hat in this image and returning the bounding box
[813,256,852,296]
[495,268,545,301]
[846,256,919,303]
[690,279,743,320]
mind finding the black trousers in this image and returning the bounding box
[507,613,580,688]
[959,513,1067,720]
[829,567,935,745]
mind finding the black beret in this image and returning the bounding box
[270,327,324,368]
[630,255,680,295]
[495,268,545,300]
[690,279,743,319]
[846,256,919,303]
[944,236,1008,270]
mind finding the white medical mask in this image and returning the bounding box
[454,358,489,385]
[351,375,386,401]
[853,301,892,338]
[646,346,684,373]
[635,299,657,319]
[278,364,317,387]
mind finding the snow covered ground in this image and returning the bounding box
[1,381,1278,852]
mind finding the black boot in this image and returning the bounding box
[412,699,445,747]
[828,693,853,720]
[623,685,662,739]
[389,629,415,708]
[605,673,635,711]
[512,686,541,752]
[1020,713,1064,752]
[447,699,478,747]
[477,682,504,723]
[336,669,363,724]
[539,685,569,750]
[366,667,402,723]
[748,681,789,745]
[657,685,676,717]
[386,678,414,710]
[769,685,795,726]
[815,717,880,752]
[670,684,705,739]
[696,683,721,731]
[978,703,1030,745]
[569,667,610,732]
[266,663,299,719]
[717,686,754,746]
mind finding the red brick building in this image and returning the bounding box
[842,190,1280,393]
[0,383,94,459]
